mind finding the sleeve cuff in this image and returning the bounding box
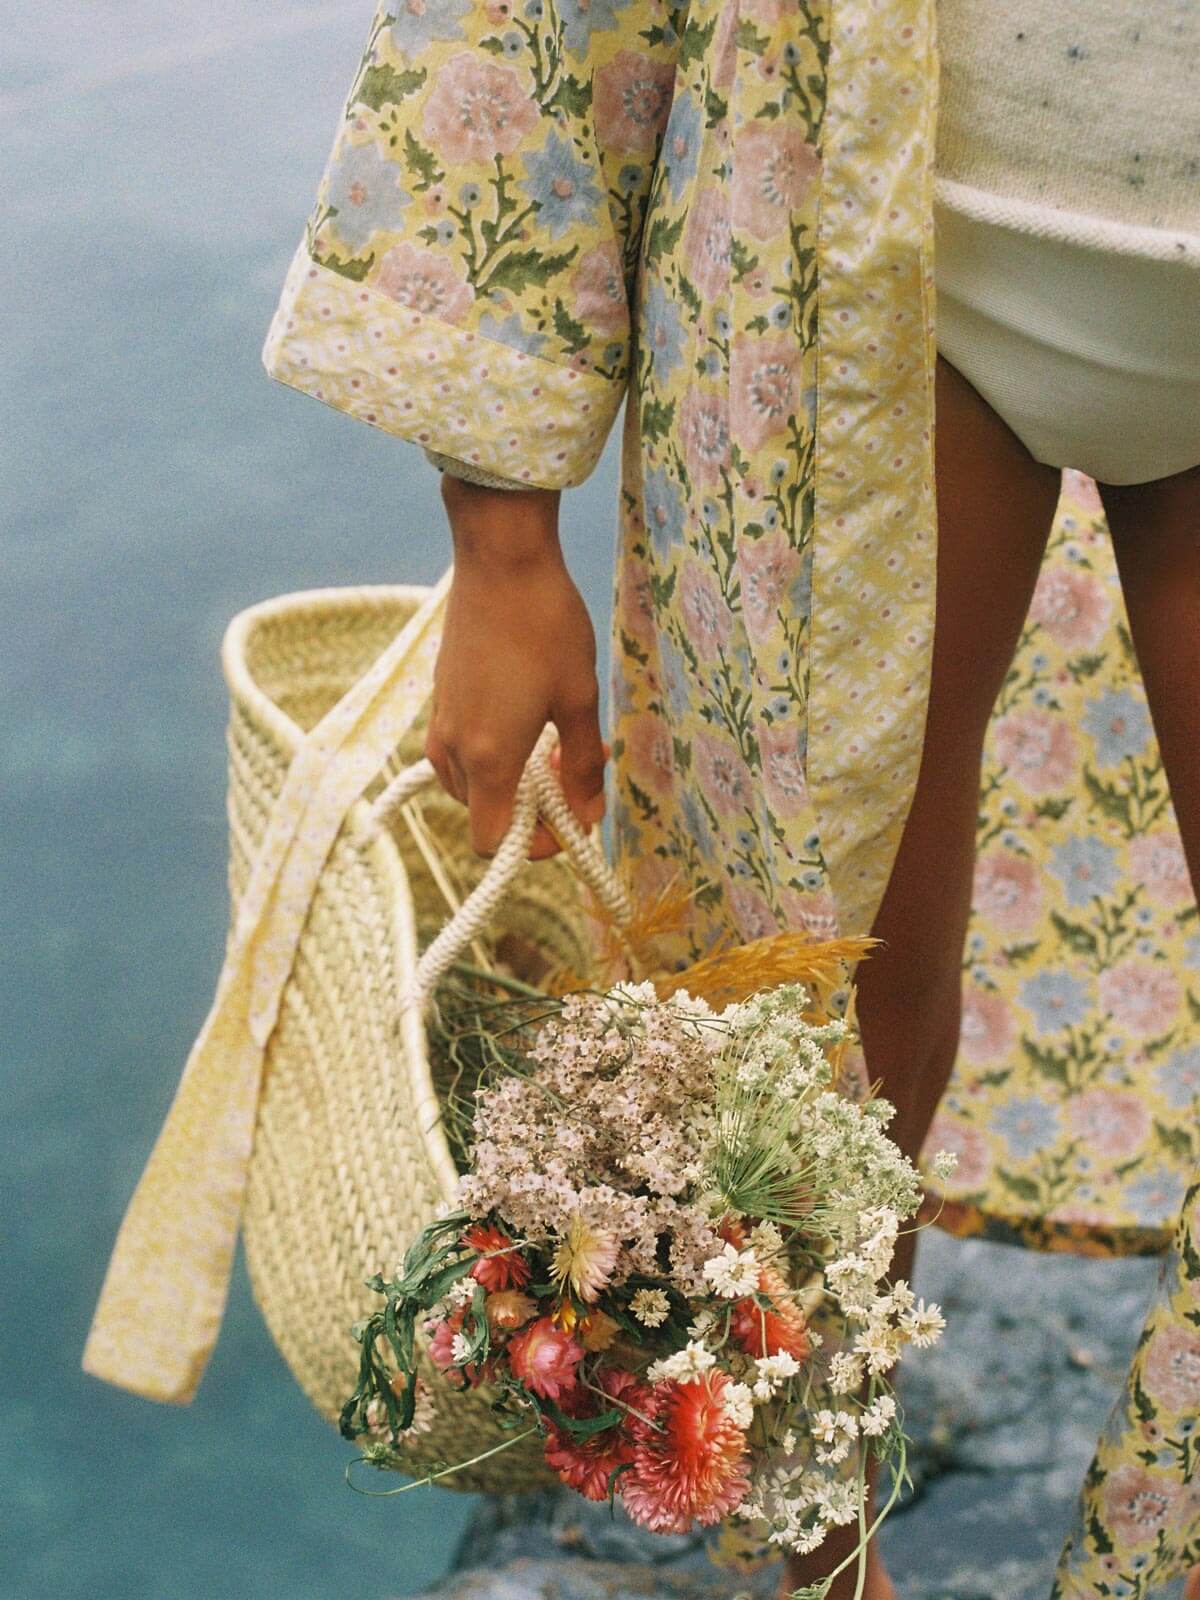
[262,242,624,491]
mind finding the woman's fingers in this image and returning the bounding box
[552,709,609,831]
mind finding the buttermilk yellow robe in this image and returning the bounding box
[84,0,1199,1587]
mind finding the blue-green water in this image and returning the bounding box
[2,6,620,1595]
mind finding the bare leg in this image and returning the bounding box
[779,353,1063,1600]
[1095,466,1200,1600]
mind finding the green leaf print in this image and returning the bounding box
[484,247,577,298]
[641,396,676,447]
[1083,767,1135,833]
[1050,909,1100,958]
[677,12,717,72]
[1022,1037,1071,1089]
[997,1169,1042,1204]
[551,73,592,120]
[310,241,375,281]
[352,61,427,110]
[403,127,443,191]
[550,295,588,354]
[644,209,686,267]
[734,16,771,52]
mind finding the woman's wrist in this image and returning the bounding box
[441,473,564,576]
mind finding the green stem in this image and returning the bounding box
[345,1424,541,1495]
[446,961,550,1000]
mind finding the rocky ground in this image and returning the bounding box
[412,1231,1183,1600]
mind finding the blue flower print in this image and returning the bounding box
[1123,1165,1187,1226]
[1082,687,1153,767]
[476,311,549,358]
[388,0,473,60]
[1020,967,1090,1032]
[326,141,411,252]
[680,787,713,857]
[642,280,686,382]
[555,0,635,58]
[520,130,603,240]
[1154,1044,1200,1109]
[643,463,686,561]
[659,88,702,201]
[1049,834,1120,908]
[993,1095,1062,1159]
[658,634,695,725]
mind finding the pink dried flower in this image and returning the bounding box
[507,1316,584,1400]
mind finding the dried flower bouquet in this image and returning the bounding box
[339,939,956,1597]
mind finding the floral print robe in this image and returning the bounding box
[260,0,1200,1585]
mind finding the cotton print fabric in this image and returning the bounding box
[85,0,1200,1585]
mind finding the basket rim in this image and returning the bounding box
[220,583,438,758]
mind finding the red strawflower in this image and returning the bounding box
[620,1368,751,1532]
[506,1314,584,1399]
[462,1222,532,1292]
[718,1217,811,1362]
[542,1368,646,1500]
[424,1307,498,1387]
[729,1262,812,1360]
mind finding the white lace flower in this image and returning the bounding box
[859,1394,898,1436]
[901,1300,946,1348]
[702,1242,760,1297]
[814,1480,858,1527]
[827,1351,865,1394]
[647,1340,716,1383]
[722,1381,756,1429]
[449,1332,473,1364]
[630,1287,671,1328]
[931,1148,959,1180]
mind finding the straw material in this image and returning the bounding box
[226,587,595,1490]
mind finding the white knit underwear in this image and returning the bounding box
[932,199,1200,486]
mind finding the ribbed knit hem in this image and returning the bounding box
[933,175,1200,265]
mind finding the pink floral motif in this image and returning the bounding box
[1063,468,1104,512]
[616,551,656,649]
[682,186,732,301]
[758,720,809,819]
[678,385,732,489]
[732,122,821,241]
[694,730,750,819]
[710,0,738,89]
[1129,832,1194,910]
[1098,958,1182,1037]
[780,885,839,938]
[571,241,627,335]
[624,711,675,797]
[737,527,802,645]
[1067,1089,1152,1159]
[730,333,799,453]
[421,52,539,164]
[924,1114,991,1191]
[959,985,1016,1065]
[375,242,475,321]
[1101,1466,1179,1547]
[991,709,1077,795]
[972,850,1042,934]
[1028,564,1112,652]
[679,557,732,659]
[1142,1325,1200,1410]
[592,50,676,153]
[728,883,778,942]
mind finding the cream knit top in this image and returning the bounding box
[428,0,1200,487]
[934,0,1200,261]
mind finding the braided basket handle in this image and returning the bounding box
[365,722,633,1011]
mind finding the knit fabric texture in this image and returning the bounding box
[934,0,1200,260]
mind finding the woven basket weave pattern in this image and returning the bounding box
[226,588,592,1491]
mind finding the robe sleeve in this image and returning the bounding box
[262,0,688,490]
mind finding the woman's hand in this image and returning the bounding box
[425,474,608,860]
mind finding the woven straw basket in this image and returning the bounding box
[223,582,630,1492]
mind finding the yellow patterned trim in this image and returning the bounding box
[262,242,625,491]
[807,0,941,938]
